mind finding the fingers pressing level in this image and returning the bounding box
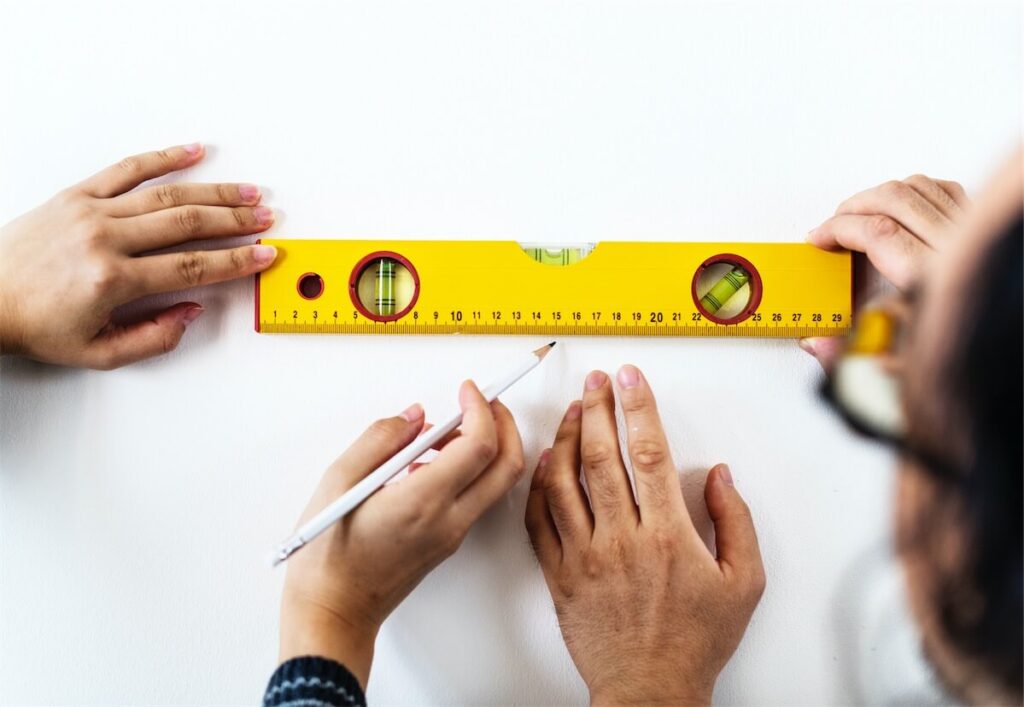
[807,213,931,290]
[126,244,277,296]
[833,179,951,247]
[106,182,262,218]
[112,204,274,254]
[79,144,206,199]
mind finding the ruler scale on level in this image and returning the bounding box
[269,342,556,567]
[256,240,852,337]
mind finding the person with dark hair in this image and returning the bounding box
[265,156,1021,706]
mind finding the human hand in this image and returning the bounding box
[525,365,765,706]
[802,175,969,367]
[0,143,277,369]
[279,381,525,688]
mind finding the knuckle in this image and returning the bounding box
[619,394,649,414]
[880,179,910,200]
[868,214,899,238]
[155,149,175,167]
[228,247,247,273]
[76,218,106,248]
[367,417,403,442]
[160,328,179,355]
[749,567,767,600]
[580,550,604,580]
[216,183,235,203]
[440,525,466,555]
[85,259,120,298]
[580,440,616,470]
[629,437,668,471]
[469,435,498,465]
[542,475,571,506]
[176,251,206,287]
[155,184,183,208]
[904,173,931,187]
[554,424,577,444]
[54,187,82,208]
[650,527,680,554]
[397,499,427,527]
[117,156,141,174]
[230,207,247,229]
[175,206,203,236]
[555,574,577,600]
[508,450,526,482]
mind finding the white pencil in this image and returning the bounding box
[269,341,557,567]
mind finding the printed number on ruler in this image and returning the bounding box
[255,240,852,338]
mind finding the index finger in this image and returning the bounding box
[406,380,498,497]
[78,144,205,198]
[614,364,688,526]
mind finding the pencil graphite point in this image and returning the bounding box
[534,341,556,359]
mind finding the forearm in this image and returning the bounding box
[279,602,378,691]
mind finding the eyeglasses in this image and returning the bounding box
[820,297,959,479]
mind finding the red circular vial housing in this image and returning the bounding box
[348,251,421,322]
[690,253,763,325]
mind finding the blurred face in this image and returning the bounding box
[896,154,1021,703]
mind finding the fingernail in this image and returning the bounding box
[400,403,424,422]
[617,364,640,388]
[252,244,277,265]
[183,142,203,156]
[253,206,275,226]
[798,337,819,356]
[182,304,203,325]
[565,400,582,421]
[239,184,261,203]
[585,370,606,391]
[538,448,552,468]
[717,464,734,486]
[458,380,479,409]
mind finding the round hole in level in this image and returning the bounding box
[691,254,763,325]
[349,252,420,322]
[297,272,324,300]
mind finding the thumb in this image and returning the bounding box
[85,302,202,369]
[798,336,844,371]
[314,403,426,500]
[705,464,765,590]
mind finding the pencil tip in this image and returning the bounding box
[549,341,556,347]
[533,341,557,359]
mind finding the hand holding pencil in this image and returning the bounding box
[278,379,525,688]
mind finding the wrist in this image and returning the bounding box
[589,680,713,707]
[279,599,380,690]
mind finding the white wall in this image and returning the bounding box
[1,2,1019,704]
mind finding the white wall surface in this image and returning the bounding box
[1,1,1020,705]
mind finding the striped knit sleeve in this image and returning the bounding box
[263,656,367,707]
